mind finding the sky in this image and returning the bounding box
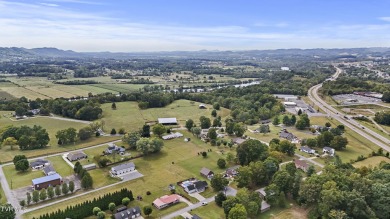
[1,0,390,52]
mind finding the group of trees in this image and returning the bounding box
[35,188,134,219]
[298,163,390,219]
[269,139,296,156]
[135,138,164,155]
[13,155,29,172]
[1,125,49,150]
[295,114,311,130]
[374,111,390,125]
[304,130,348,151]
[74,162,93,189]
[226,120,246,137]
[236,139,269,165]
[56,128,77,145]
[23,181,75,207]
[219,188,262,219]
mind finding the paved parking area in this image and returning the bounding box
[118,170,144,181]
[333,94,382,105]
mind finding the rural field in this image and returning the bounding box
[23,131,237,219]
[0,184,6,204]
[353,156,390,168]
[100,99,231,132]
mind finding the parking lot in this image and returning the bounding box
[332,94,382,105]
[284,99,324,117]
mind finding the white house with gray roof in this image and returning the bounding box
[111,162,135,176]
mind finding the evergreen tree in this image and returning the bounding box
[62,183,69,195]
[39,188,47,201]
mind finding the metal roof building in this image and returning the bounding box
[32,173,62,185]
[158,118,178,125]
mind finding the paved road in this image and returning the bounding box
[161,186,237,219]
[0,166,22,218]
[308,67,390,152]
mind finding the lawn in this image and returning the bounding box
[3,165,44,189]
[191,202,225,219]
[99,100,231,132]
[22,131,228,219]
[0,184,6,204]
[353,156,390,168]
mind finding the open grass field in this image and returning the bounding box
[310,117,379,162]
[23,131,233,219]
[353,156,390,168]
[100,100,231,132]
[191,202,225,219]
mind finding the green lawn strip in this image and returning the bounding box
[191,202,225,219]
[356,120,390,143]
[352,156,390,168]
[0,184,7,204]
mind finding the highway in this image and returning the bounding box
[308,66,390,152]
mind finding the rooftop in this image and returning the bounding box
[158,118,177,124]
[32,173,62,185]
[111,162,135,172]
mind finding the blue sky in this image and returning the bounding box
[1,0,390,52]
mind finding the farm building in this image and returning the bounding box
[111,162,135,176]
[30,159,50,170]
[32,173,62,190]
[114,206,141,219]
[83,163,97,171]
[200,167,214,179]
[43,165,56,176]
[153,194,180,209]
[158,118,178,125]
[67,151,87,161]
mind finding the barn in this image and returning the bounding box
[32,173,62,190]
[158,118,178,125]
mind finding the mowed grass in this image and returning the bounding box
[100,100,231,132]
[191,202,225,219]
[353,156,390,168]
[23,131,224,219]
[0,184,6,204]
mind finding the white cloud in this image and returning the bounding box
[379,17,390,22]
[40,3,59,7]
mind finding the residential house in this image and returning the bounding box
[105,144,126,155]
[158,118,178,125]
[256,188,271,213]
[113,206,141,219]
[199,129,209,140]
[300,146,315,154]
[294,159,309,172]
[192,215,202,219]
[67,151,87,161]
[111,162,135,176]
[43,165,56,176]
[200,167,214,179]
[162,132,183,140]
[32,173,62,190]
[225,166,239,178]
[30,159,50,170]
[323,147,335,156]
[153,194,180,209]
[279,130,297,142]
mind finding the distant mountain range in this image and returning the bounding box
[1,47,390,60]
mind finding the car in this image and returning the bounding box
[201,201,208,206]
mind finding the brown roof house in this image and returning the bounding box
[294,159,309,172]
[200,167,214,179]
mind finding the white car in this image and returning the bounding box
[201,201,208,206]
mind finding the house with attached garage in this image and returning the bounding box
[67,151,87,162]
[300,146,315,154]
[323,147,335,156]
[111,162,135,176]
[153,194,180,209]
[105,143,126,155]
[200,167,214,179]
[182,180,208,194]
[30,159,50,170]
